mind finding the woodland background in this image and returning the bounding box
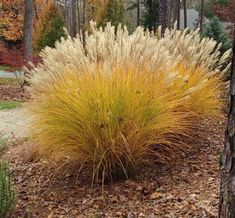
[0,0,234,69]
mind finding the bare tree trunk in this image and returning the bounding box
[137,0,140,26]
[173,0,180,29]
[200,0,204,32]
[183,0,187,28]
[153,0,158,32]
[64,0,67,29]
[159,0,171,34]
[219,30,235,218]
[187,0,193,8]
[64,0,70,33]
[82,0,86,47]
[71,0,77,37]
[77,0,81,33]
[33,0,38,21]
[23,0,34,62]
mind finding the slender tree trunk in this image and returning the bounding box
[77,0,81,33]
[65,0,72,35]
[137,0,140,26]
[71,0,77,37]
[82,0,86,47]
[173,0,180,29]
[64,0,69,33]
[153,0,158,32]
[219,29,235,218]
[159,0,171,34]
[200,0,204,32]
[23,0,34,62]
[148,0,153,31]
[183,0,187,28]
[33,0,38,21]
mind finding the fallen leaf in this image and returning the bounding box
[136,185,143,191]
[150,192,163,200]
[110,196,119,203]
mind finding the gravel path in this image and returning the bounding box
[0,107,31,138]
[0,71,23,78]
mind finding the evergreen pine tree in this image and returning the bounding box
[142,0,159,31]
[99,0,125,27]
[203,16,232,52]
[127,0,159,31]
[34,2,66,53]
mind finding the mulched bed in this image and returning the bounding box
[3,118,225,218]
[0,85,30,102]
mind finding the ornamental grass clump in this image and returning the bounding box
[27,22,230,183]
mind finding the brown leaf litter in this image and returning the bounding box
[1,118,225,218]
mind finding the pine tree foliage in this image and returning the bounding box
[141,0,159,31]
[0,160,15,218]
[203,16,232,52]
[33,2,66,53]
[127,0,159,31]
[99,0,125,27]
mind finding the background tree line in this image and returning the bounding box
[0,0,234,61]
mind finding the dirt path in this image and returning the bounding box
[0,107,31,138]
[0,71,23,78]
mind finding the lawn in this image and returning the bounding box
[0,65,8,71]
[0,101,21,110]
[0,77,18,86]
[0,64,22,72]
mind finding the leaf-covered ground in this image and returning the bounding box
[0,85,29,102]
[2,118,224,218]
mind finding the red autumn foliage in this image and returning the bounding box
[213,1,235,23]
[0,42,41,70]
[213,0,235,37]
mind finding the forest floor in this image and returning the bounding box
[0,117,224,218]
[0,77,225,217]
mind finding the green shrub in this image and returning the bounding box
[99,0,125,27]
[0,160,15,218]
[203,16,232,53]
[33,2,66,53]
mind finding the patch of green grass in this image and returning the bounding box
[0,102,21,110]
[0,77,18,86]
[0,65,9,71]
[0,65,22,72]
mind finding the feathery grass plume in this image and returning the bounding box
[160,27,231,74]
[170,64,224,118]
[27,22,229,183]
